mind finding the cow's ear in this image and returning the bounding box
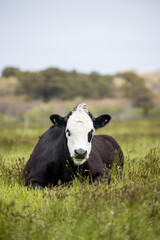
[93,114,111,130]
[50,114,66,127]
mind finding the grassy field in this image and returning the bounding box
[0,119,160,240]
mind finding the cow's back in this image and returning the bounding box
[86,134,124,180]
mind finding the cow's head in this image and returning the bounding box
[50,103,111,165]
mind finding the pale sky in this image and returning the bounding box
[0,0,160,75]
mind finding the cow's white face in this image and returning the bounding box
[65,107,94,165]
[50,103,111,166]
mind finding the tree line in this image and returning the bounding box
[1,67,113,101]
[0,67,154,115]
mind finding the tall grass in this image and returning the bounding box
[0,119,160,240]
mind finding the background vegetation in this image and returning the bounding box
[1,67,160,121]
[1,67,113,100]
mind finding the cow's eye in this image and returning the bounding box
[66,129,71,137]
[88,129,93,143]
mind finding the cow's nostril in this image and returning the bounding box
[74,149,87,159]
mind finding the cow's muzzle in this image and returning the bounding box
[74,149,87,159]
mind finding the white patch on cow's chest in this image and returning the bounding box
[66,105,94,165]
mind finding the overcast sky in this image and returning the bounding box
[0,0,160,75]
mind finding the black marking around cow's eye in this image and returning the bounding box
[88,129,93,143]
[66,129,71,137]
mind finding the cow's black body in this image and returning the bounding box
[24,125,124,187]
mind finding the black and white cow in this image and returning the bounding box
[24,103,124,188]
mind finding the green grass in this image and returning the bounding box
[0,119,160,240]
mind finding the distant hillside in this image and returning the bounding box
[0,67,113,100]
[0,67,159,117]
[1,67,159,100]
[141,72,160,96]
[0,67,160,119]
